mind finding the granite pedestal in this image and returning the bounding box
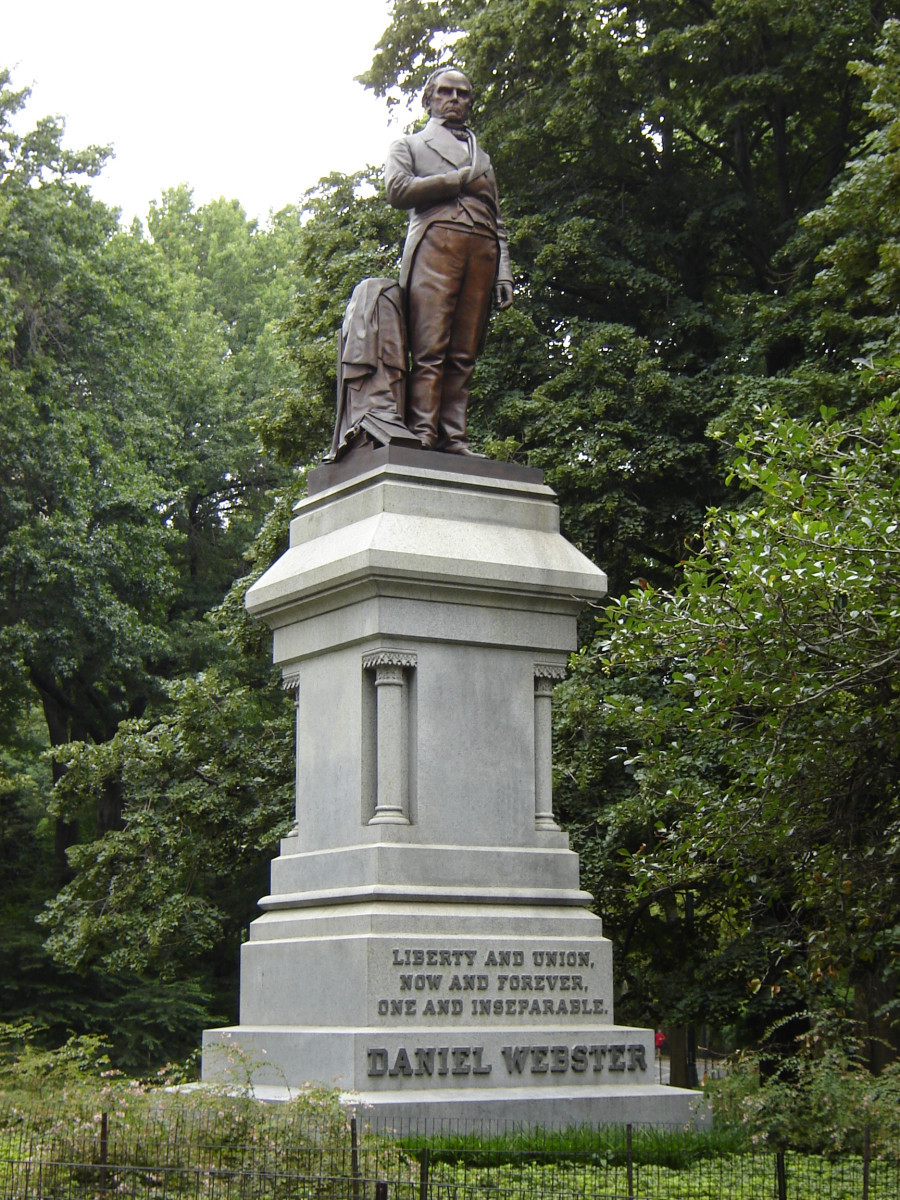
[201,446,698,1127]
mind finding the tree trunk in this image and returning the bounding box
[663,890,698,1088]
[855,959,900,1074]
[31,672,78,888]
[666,1024,698,1089]
[97,776,125,836]
[769,96,793,223]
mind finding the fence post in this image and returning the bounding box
[419,1146,430,1200]
[775,1148,787,1200]
[862,1125,871,1200]
[99,1110,109,1195]
[376,1182,388,1200]
[350,1116,361,1200]
[626,1123,634,1200]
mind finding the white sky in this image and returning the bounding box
[5,0,411,227]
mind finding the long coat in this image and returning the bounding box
[385,118,512,291]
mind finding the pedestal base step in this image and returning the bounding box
[246,1083,705,1130]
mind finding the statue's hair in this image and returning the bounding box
[422,65,473,112]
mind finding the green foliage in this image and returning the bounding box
[0,72,194,919]
[30,468,308,1051]
[0,83,180,747]
[400,1121,743,1170]
[421,1150,883,1198]
[39,661,294,983]
[801,19,900,353]
[583,384,900,1056]
[731,19,900,434]
[0,73,298,775]
[0,705,52,897]
[1,1083,892,1200]
[145,187,298,628]
[0,71,303,1067]
[707,1049,900,1154]
[0,1025,115,1093]
[532,19,900,1066]
[505,322,722,590]
[0,937,218,1073]
[0,1084,362,1196]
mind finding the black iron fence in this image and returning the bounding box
[2,1100,898,1199]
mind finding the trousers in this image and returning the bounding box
[406,225,498,450]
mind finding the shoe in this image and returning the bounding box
[439,444,485,458]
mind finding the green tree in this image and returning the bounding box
[0,71,203,1069]
[146,187,299,637]
[743,18,900,428]
[548,20,900,1077]
[34,482,304,1049]
[587,385,900,1072]
[0,71,181,861]
[0,75,304,1067]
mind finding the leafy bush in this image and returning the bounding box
[706,1049,900,1154]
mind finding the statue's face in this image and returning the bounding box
[429,71,473,125]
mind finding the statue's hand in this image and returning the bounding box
[456,165,475,190]
[494,281,514,310]
[462,172,494,200]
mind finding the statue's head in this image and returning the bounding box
[423,67,473,125]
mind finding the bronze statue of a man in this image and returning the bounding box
[385,67,513,456]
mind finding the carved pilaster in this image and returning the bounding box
[281,668,302,833]
[534,663,566,831]
[363,650,416,825]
